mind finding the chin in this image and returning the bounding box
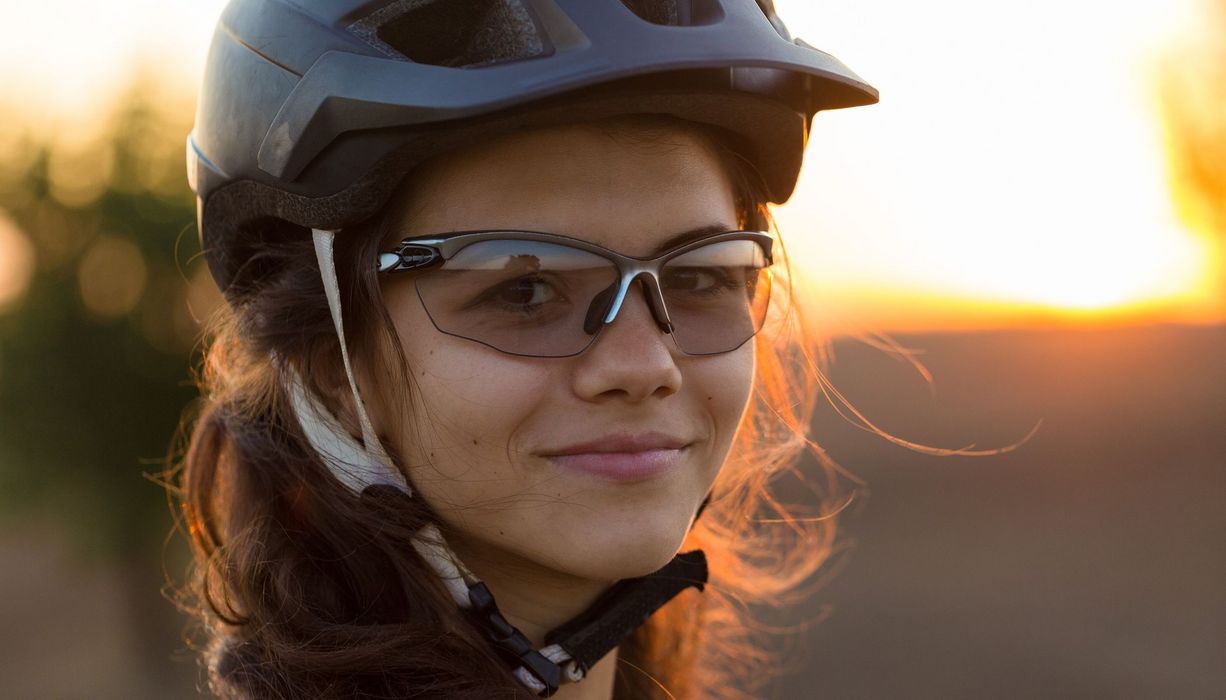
[552,505,695,582]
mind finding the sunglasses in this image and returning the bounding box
[376,229,774,357]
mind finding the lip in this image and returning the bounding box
[541,432,693,482]
[543,432,691,456]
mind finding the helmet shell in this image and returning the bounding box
[187,0,878,296]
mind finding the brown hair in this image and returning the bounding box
[167,114,852,699]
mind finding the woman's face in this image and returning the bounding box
[367,122,756,584]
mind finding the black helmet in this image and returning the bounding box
[186,0,878,297]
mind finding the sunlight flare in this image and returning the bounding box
[774,0,1222,329]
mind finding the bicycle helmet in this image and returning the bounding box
[187,0,877,297]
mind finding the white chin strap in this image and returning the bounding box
[280,229,581,696]
[283,229,402,492]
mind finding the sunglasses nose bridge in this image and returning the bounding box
[600,267,673,333]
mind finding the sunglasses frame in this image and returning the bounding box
[376,229,775,357]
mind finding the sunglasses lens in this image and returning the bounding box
[660,240,772,355]
[412,237,772,356]
[414,239,618,356]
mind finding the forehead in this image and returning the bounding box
[383,122,741,257]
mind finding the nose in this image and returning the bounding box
[572,279,682,403]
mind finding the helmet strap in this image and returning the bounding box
[463,548,709,697]
[283,364,406,492]
[307,228,402,489]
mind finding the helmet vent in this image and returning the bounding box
[619,0,730,27]
[349,0,551,68]
[618,0,679,25]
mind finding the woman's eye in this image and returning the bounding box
[664,267,731,294]
[486,276,559,309]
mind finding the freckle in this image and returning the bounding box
[499,530,505,536]
[472,439,478,445]
[707,396,713,401]
[429,452,435,458]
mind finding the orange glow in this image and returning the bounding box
[773,0,1224,332]
[796,273,1226,337]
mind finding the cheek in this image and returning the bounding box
[693,342,757,460]
[376,282,552,500]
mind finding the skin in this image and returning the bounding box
[356,121,757,699]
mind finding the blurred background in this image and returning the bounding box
[0,0,1221,698]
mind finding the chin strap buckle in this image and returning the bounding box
[467,582,563,696]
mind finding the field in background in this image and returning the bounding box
[771,322,1225,699]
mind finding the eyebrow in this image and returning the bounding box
[652,223,740,255]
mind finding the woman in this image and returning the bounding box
[175,0,877,698]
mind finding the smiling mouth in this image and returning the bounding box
[541,431,691,457]
[544,446,689,483]
[539,431,697,482]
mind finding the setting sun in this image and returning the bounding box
[773,0,1224,331]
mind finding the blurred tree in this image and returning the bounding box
[0,74,215,692]
[0,76,210,559]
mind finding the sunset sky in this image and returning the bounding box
[1,0,1221,334]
